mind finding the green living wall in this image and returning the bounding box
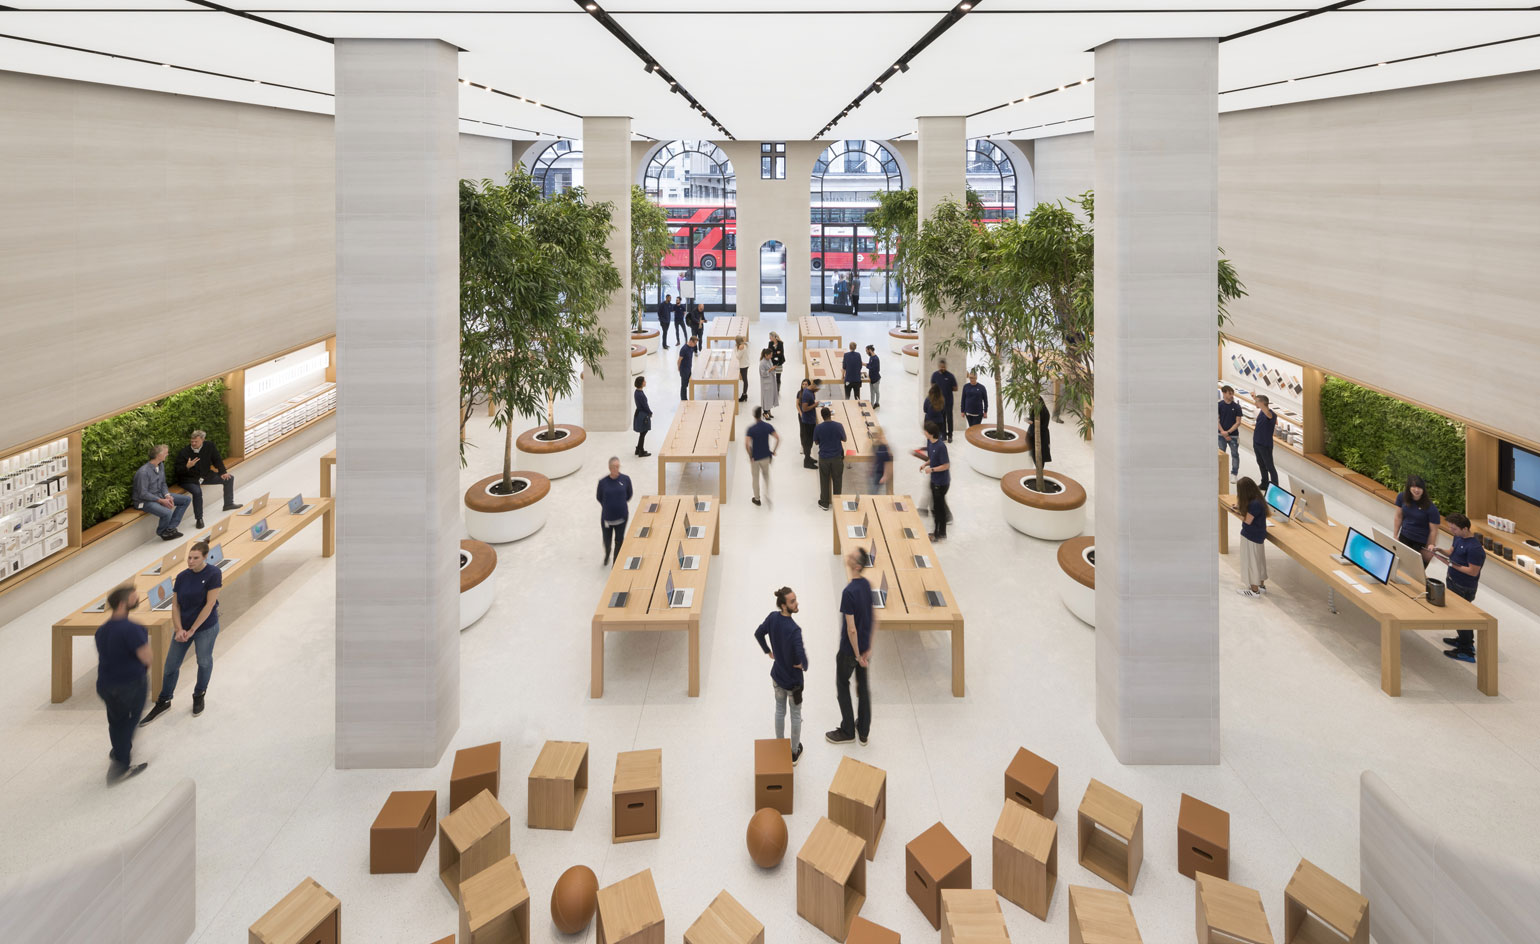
[81,380,230,530]
[1320,376,1465,514]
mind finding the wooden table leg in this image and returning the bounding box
[591,619,605,698]
[657,455,667,496]
[320,457,331,499]
[1477,619,1499,695]
[718,458,727,502]
[951,618,965,697]
[51,625,72,704]
[1218,505,1229,555]
[688,622,700,697]
[147,624,168,698]
[322,505,335,558]
[1380,618,1401,696]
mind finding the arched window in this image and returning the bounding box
[530,139,582,198]
[643,141,737,310]
[809,140,904,313]
[966,139,1017,223]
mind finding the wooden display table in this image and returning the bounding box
[596,868,665,944]
[689,350,743,406]
[685,890,763,944]
[1218,493,1498,696]
[993,798,1056,920]
[804,349,867,396]
[1067,885,1141,944]
[319,448,335,498]
[528,739,588,830]
[612,748,662,842]
[798,315,841,349]
[1076,779,1143,894]
[459,854,530,944]
[1283,858,1368,944]
[440,789,512,902]
[797,817,868,941]
[249,876,340,944]
[705,315,748,349]
[753,738,793,814]
[1005,747,1059,820]
[831,494,965,695]
[940,890,1008,944]
[828,756,886,861]
[811,400,889,493]
[659,401,736,501]
[51,496,335,703]
[591,494,721,697]
[1196,872,1274,944]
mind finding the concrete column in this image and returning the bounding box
[1093,38,1221,764]
[583,116,632,431]
[916,116,966,421]
[333,39,460,768]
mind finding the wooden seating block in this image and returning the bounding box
[1076,779,1143,894]
[459,855,531,944]
[796,817,868,941]
[451,741,502,811]
[430,937,455,944]
[992,798,1056,920]
[906,821,972,930]
[1283,858,1369,944]
[846,916,900,944]
[1178,794,1231,880]
[439,789,511,902]
[596,868,665,944]
[528,740,589,830]
[613,748,662,842]
[1067,885,1141,944]
[684,890,764,944]
[1004,747,1059,820]
[1196,872,1274,944]
[941,889,1008,944]
[828,756,887,861]
[370,789,437,874]
[249,877,341,944]
[754,738,793,814]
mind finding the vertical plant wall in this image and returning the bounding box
[1320,376,1466,513]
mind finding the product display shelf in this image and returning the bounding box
[0,437,72,583]
[1473,521,1540,587]
[244,382,337,458]
[1218,382,1306,452]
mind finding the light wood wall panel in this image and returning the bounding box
[1029,132,1094,210]
[457,132,514,183]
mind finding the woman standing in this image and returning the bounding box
[632,376,652,458]
[736,338,751,403]
[1393,473,1441,564]
[768,331,786,392]
[1235,476,1269,597]
[758,347,779,419]
[923,384,947,434]
[596,457,633,568]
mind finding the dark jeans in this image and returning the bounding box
[835,648,870,740]
[773,368,783,392]
[1451,582,1478,650]
[660,321,671,347]
[158,621,220,702]
[845,381,861,400]
[180,473,235,521]
[636,430,648,454]
[603,520,625,560]
[1254,443,1279,488]
[680,372,690,400]
[800,423,815,461]
[942,403,955,441]
[931,482,951,537]
[819,456,844,506]
[142,493,191,534]
[739,367,749,400]
[964,413,983,428]
[99,674,147,769]
[1398,534,1427,552]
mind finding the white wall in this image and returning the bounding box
[1027,132,1094,211]
[457,133,514,184]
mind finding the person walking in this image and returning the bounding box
[1437,513,1485,663]
[1393,474,1441,564]
[870,426,892,495]
[1253,393,1280,488]
[960,371,988,428]
[930,359,958,442]
[755,586,808,763]
[920,421,951,541]
[864,344,881,408]
[746,407,780,507]
[139,540,224,725]
[826,547,876,746]
[632,376,653,458]
[690,303,707,344]
[657,293,674,349]
[798,378,819,470]
[97,583,151,782]
[923,384,947,436]
[175,430,238,529]
[736,338,751,403]
[595,457,633,568]
[673,295,688,345]
[841,342,864,400]
[677,335,698,400]
[848,272,861,316]
[768,332,786,392]
[133,444,191,541]
[1217,385,1243,480]
[1233,476,1269,597]
[833,275,848,309]
[758,347,780,419]
[814,406,847,510]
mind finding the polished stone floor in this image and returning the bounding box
[1,314,1537,943]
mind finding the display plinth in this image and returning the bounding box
[905,822,972,930]
[940,889,1009,944]
[754,738,793,814]
[1178,793,1230,881]
[613,748,662,842]
[684,890,763,944]
[439,789,511,902]
[828,756,886,861]
[451,741,502,811]
[249,876,341,944]
[796,817,867,941]
[1283,858,1369,944]
[370,789,437,874]
[529,739,589,830]
[993,798,1056,920]
[1076,779,1143,894]
[596,868,665,944]
[459,854,531,944]
[1196,872,1274,944]
[1004,747,1059,820]
[1067,885,1141,944]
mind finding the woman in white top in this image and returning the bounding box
[758,346,780,419]
[736,338,751,403]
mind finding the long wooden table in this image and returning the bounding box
[798,315,841,349]
[831,494,964,696]
[821,399,891,495]
[705,315,748,349]
[804,348,870,397]
[51,496,335,703]
[1219,493,1497,696]
[688,349,742,406]
[319,449,336,557]
[658,400,736,501]
[591,494,721,697]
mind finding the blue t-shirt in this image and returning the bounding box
[754,611,809,691]
[866,354,881,383]
[924,400,946,430]
[746,421,775,461]
[931,370,958,404]
[656,302,672,325]
[872,442,892,490]
[926,439,950,487]
[960,383,987,416]
[1445,535,1485,595]
[839,577,874,656]
[799,388,817,425]
[1240,498,1268,544]
[842,351,864,384]
[596,473,633,523]
[174,564,223,632]
[95,617,148,687]
[1395,493,1441,544]
[677,344,696,375]
[814,420,846,459]
[1218,399,1243,434]
[1252,408,1277,447]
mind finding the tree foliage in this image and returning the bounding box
[865,187,987,332]
[629,185,672,331]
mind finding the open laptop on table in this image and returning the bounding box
[207,543,240,571]
[665,571,693,608]
[197,517,230,545]
[287,493,312,515]
[250,517,278,542]
[237,493,270,517]
[147,577,176,611]
[847,512,869,540]
[683,513,703,540]
[677,541,699,571]
[142,545,185,577]
[872,571,889,608]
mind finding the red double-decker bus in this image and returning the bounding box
[810,226,893,272]
[661,205,736,270]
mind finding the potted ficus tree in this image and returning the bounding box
[630,185,671,355]
[867,188,920,353]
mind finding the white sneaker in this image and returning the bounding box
[1256,585,1268,594]
[1236,587,1261,598]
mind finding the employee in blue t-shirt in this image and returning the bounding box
[826,547,877,746]
[745,407,780,507]
[1234,476,1269,597]
[920,421,951,541]
[754,586,807,762]
[1436,513,1485,663]
[870,426,892,495]
[797,379,820,469]
[842,342,864,400]
[96,584,152,781]
[633,376,653,458]
[1252,393,1280,488]
[930,359,959,442]
[676,335,698,400]
[864,345,882,408]
[141,541,224,726]
[596,457,634,568]
[1393,474,1440,563]
[814,407,847,510]
[1217,385,1244,479]
[657,294,673,350]
[960,370,988,428]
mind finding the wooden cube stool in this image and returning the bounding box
[992,797,1056,920]
[613,748,662,842]
[846,916,899,944]
[1076,779,1143,894]
[828,756,886,861]
[1067,885,1141,944]
[596,868,665,944]
[754,738,793,814]
[370,790,437,874]
[439,789,511,902]
[249,877,340,944]
[528,740,589,830]
[451,741,502,811]
[459,854,531,944]
[906,822,972,930]
[796,816,868,940]
[684,890,764,944]
[1004,747,1059,820]
[1178,794,1230,880]
[1196,872,1273,944]
[1283,858,1369,944]
[940,889,1009,944]
[430,937,454,944]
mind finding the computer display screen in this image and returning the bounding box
[1264,484,1296,518]
[1342,527,1394,585]
[1500,441,1540,509]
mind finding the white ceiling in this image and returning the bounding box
[1,1,1536,142]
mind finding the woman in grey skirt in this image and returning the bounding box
[758,347,780,419]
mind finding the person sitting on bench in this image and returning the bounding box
[175,430,239,528]
[133,444,191,541]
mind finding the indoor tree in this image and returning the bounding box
[629,185,672,332]
[459,167,621,493]
[866,187,987,332]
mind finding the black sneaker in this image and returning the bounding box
[194,519,205,529]
[1443,648,1476,664]
[819,502,831,511]
[159,531,179,542]
[859,734,869,746]
[169,530,184,538]
[928,532,946,542]
[825,729,855,745]
[107,761,149,784]
[222,503,241,511]
[1442,637,1464,647]
[751,498,762,506]
[192,693,205,716]
[792,744,803,765]
[140,700,171,726]
[638,450,652,458]
[804,460,818,470]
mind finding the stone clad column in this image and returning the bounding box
[333,39,460,768]
[916,116,966,423]
[583,117,632,431]
[1093,38,1221,764]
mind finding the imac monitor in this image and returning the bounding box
[1372,526,1426,586]
[1264,483,1297,519]
[1499,440,1540,509]
[1296,482,1330,524]
[1342,528,1395,585]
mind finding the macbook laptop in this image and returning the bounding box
[83,599,108,613]
[904,527,917,540]
[645,502,660,514]
[237,493,269,517]
[637,526,652,539]
[250,517,278,542]
[608,589,629,608]
[925,588,947,608]
[207,543,240,571]
[143,545,185,577]
[198,518,230,545]
[893,501,906,512]
[287,493,312,515]
[665,571,693,608]
[847,512,869,540]
[147,577,176,611]
[694,499,710,513]
[842,499,859,512]
[914,554,931,568]
[861,539,877,568]
[677,541,699,571]
[623,554,642,570]
[683,513,703,540]
[872,571,889,608]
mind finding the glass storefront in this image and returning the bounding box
[644,141,737,311]
[809,140,904,313]
[966,138,1017,223]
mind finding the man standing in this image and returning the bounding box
[97,584,151,782]
[930,359,958,442]
[677,335,698,400]
[673,296,688,345]
[848,272,861,316]
[1437,513,1486,664]
[657,293,673,349]
[841,342,864,400]
[797,378,819,470]
[595,457,634,567]
[755,586,807,764]
[826,547,876,746]
[690,302,708,344]
[921,421,951,541]
[133,444,191,541]
[1217,385,1243,480]
[1252,393,1279,488]
[175,430,238,529]
[864,345,881,409]
[814,406,847,511]
[745,406,779,507]
[140,541,223,725]
[960,371,988,428]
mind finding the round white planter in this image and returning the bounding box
[965,425,1029,479]
[632,329,660,356]
[515,425,587,480]
[889,329,918,355]
[464,473,550,544]
[1001,471,1087,541]
[1056,537,1095,627]
[459,540,497,630]
[630,343,646,376]
[902,343,920,375]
